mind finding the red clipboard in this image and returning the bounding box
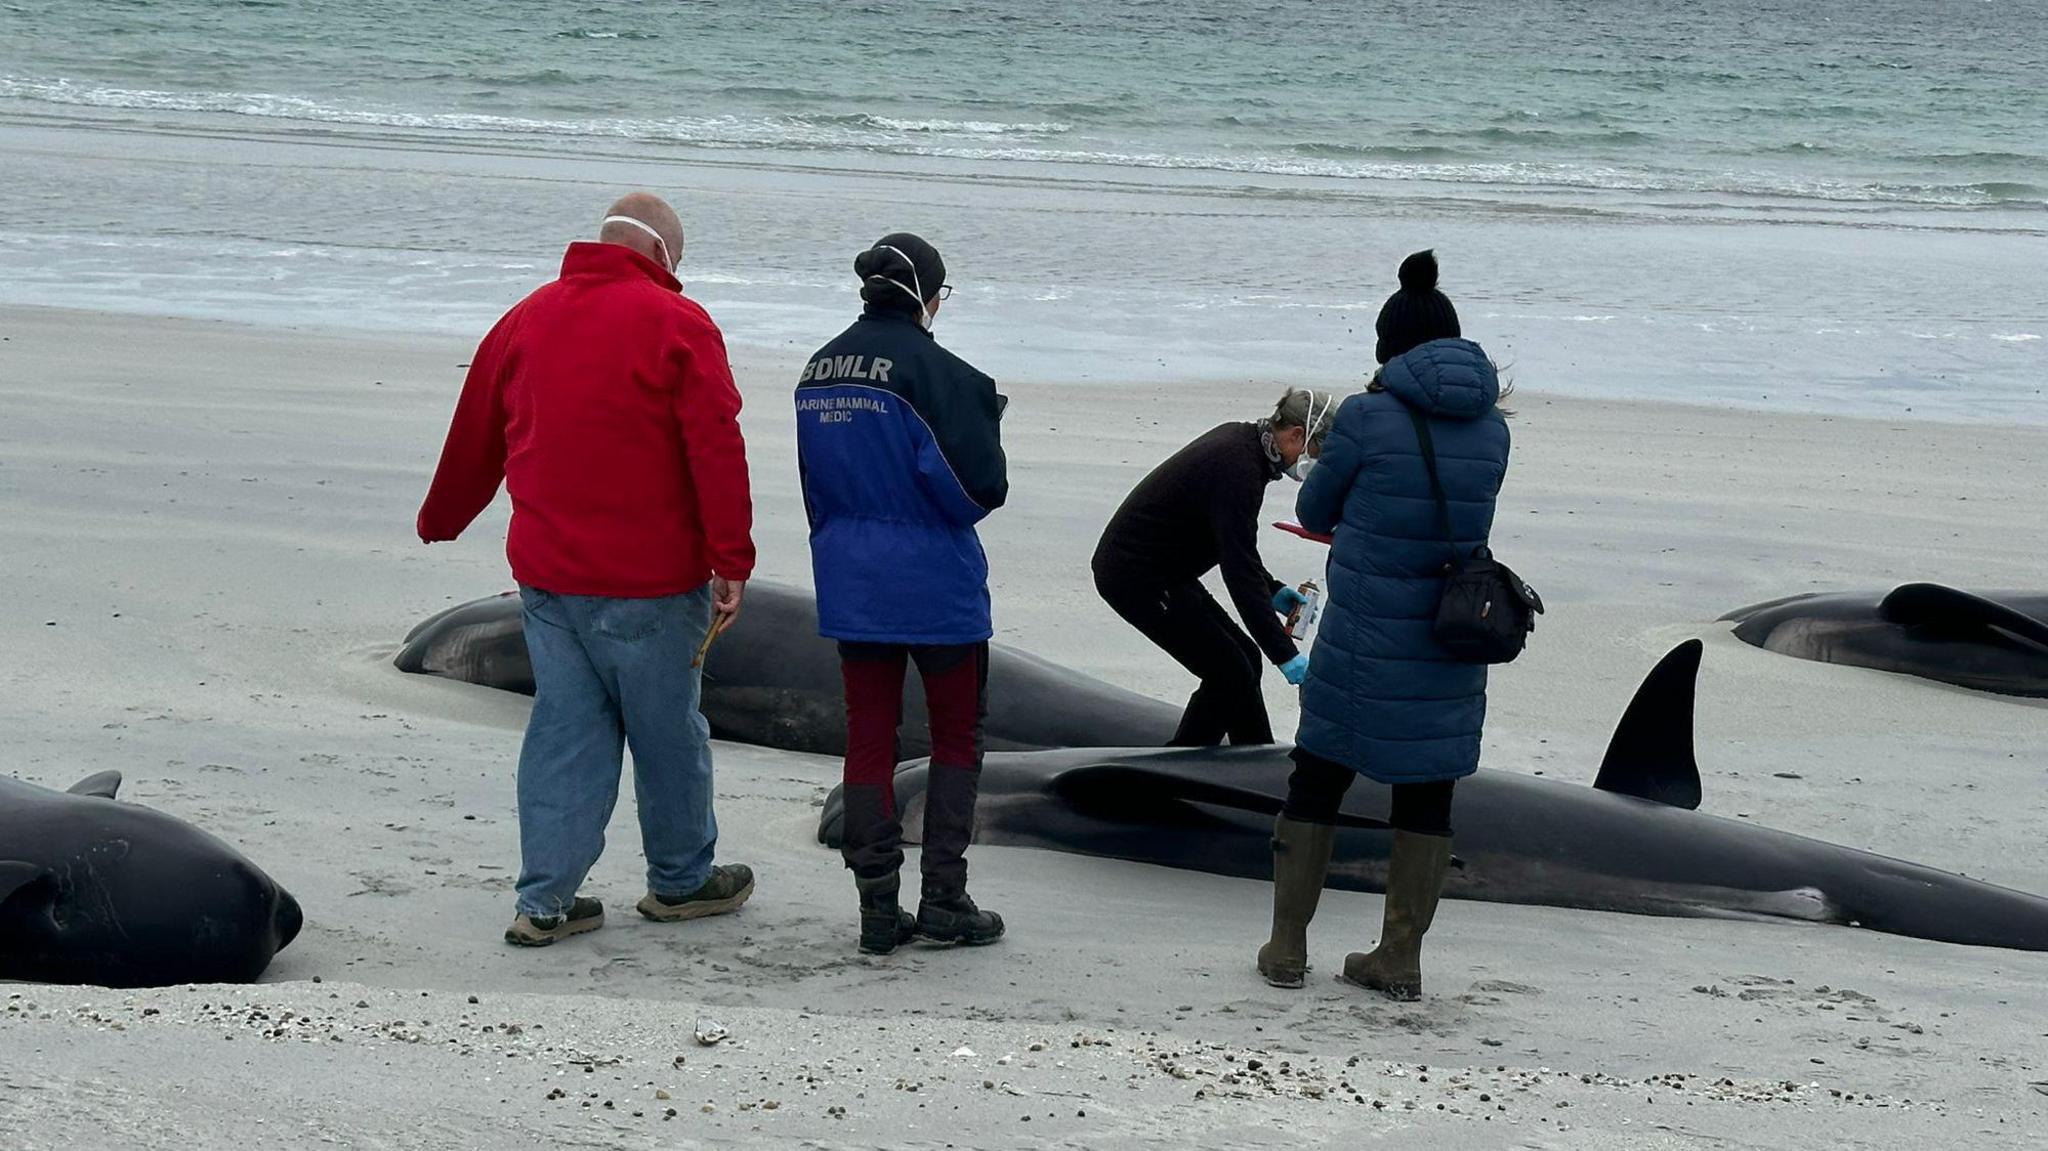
[1274,520,1333,546]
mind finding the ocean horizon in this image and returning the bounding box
[1,0,2043,422]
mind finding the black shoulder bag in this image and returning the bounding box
[1408,409,1543,664]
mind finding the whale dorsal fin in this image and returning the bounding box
[67,770,122,799]
[1879,583,2048,654]
[1593,640,1704,810]
[1,861,51,907]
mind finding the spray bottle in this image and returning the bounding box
[1287,580,1323,640]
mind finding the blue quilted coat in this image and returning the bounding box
[1294,338,1511,783]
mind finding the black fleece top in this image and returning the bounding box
[1091,421,1297,665]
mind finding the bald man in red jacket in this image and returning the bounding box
[418,192,757,947]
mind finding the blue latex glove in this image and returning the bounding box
[1272,586,1307,616]
[1279,653,1310,686]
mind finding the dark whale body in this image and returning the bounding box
[823,641,2048,952]
[395,582,1181,758]
[1724,583,2048,698]
[398,589,2048,951]
[1,772,303,987]
[395,581,1187,753]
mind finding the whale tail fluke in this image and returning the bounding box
[1594,640,1704,810]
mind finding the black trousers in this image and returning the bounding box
[1096,574,1273,746]
[1282,748,1456,837]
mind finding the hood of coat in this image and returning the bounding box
[1376,337,1500,420]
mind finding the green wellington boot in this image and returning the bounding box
[1342,830,1453,1001]
[1255,816,1336,989]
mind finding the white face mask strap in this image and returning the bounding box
[1306,393,1333,451]
[874,244,928,320]
[1281,394,1332,481]
[604,214,673,271]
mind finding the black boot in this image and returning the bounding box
[915,890,1004,945]
[856,873,917,955]
[916,762,1004,945]
[842,783,915,953]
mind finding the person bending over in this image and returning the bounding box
[1091,388,1336,746]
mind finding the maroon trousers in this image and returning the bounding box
[837,642,989,895]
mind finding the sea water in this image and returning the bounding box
[1,0,2042,420]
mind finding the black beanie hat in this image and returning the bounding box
[855,232,946,313]
[1374,249,1461,364]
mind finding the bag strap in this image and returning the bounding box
[1406,409,1456,566]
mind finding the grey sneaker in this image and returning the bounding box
[505,896,604,947]
[637,864,755,922]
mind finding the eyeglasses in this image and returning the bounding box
[936,284,954,300]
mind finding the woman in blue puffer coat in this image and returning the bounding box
[1256,251,1511,1000]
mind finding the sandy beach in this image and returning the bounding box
[3,303,2046,1148]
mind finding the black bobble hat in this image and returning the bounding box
[1374,249,1461,364]
[855,232,946,311]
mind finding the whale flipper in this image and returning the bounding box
[66,770,122,799]
[1880,583,2048,654]
[1050,759,1399,832]
[1593,640,1703,810]
[1052,761,1282,824]
[1,861,50,907]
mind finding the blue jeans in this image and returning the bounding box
[514,584,718,917]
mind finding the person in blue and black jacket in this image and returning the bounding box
[796,232,1008,956]
[1255,250,1511,1002]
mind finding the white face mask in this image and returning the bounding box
[1284,392,1335,482]
[874,243,935,330]
[603,214,675,273]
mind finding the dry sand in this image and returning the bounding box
[2,304,2045,1148]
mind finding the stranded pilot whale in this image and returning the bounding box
[1723,583,2048,699]
[396,582,1182,757]
[822,641,2048,952]
[1,771,303,987]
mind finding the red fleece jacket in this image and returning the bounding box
[417,242,756,596]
